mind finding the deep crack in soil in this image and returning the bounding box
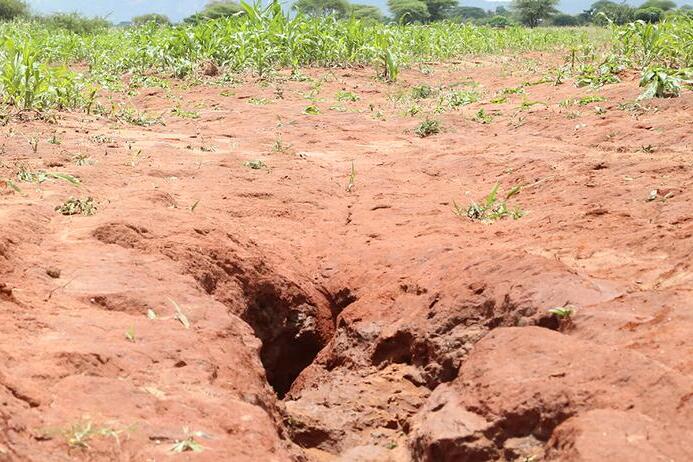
[1,56,692,461]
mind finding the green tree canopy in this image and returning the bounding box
[426,0,457,20]
[635,6,663,21]
[485,14,513,26]
[293,0,350,17]
[587,0,635,25]
[512,0,559,27]
[185,0,243,23]
[495,5,510,16]
[0,0,28,21]
[349,3,384,21]
[43,12,111,34]
[387,0,457,23]
[449,6,489,21]
[132,13,172,26]
[552,12,579,25]
[639,0,676,11]
[388,0,431,23]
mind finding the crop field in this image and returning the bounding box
[0,3,691,461]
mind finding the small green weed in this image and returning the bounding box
[64,421,121,449]
[244,160,266,170]
[501,86,525,95]
[548,306,575,319]
[56,197,96,216]
[248,97,270,105]
[455,183,523,222]
[72,153,92,166]
[560,95,606,107]
[17,167,80,186]
[346,161,355,192]
[115,108,162,126]
[125,326,136,343]
[271,137,292,154]
[446,90,479,108]
[411,84,434,99]
[473,109,493,124]
[335,90,359,102]
[519,99,546,110]
[415,118,440,137]
[171,105,200,118]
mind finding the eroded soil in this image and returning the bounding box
[0,54,691,461]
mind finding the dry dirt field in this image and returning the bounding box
[0,54,691,461]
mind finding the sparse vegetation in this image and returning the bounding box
[55,197,96,216]
[63,421,121,449]
[244,160,267,169]
[548,305,575,318]
[415,118,440,137]
[455,183,524,222]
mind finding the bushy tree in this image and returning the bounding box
[426,0,457,20]
[43,12,111,34]
[185,0,243,23]
[635,6,663,21]
[482,15,514,27]
[349,4,384,21]
[388,0,430,23]
[586,1,635,25]
[132,13,172,26]
[552,13,579,25]
[0,0,28,21]
[495,6,511,16]
[639,0,675,11]
[512,0,559,27]
[293,0,350,17]
[449,6,488,21]
[387,0,456,23]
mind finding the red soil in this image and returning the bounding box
[0,54,691,461]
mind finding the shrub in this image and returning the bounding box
[349,4,384,21]
[43,13,111,34]
[132,13,172,26]
[552,13,579,25]
[634,7,663,23]
[0,0,28,21]
[185,1,243,24]
[482,15,514,27]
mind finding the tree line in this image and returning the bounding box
[1,0,691,32]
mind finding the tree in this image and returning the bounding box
[185,0,243,23]
[635,6,663,21]
[495,6,510,16]
[481,15,514,27]
[552,13,579,25]
[639,0,675,11]
[0,0,28,21]
[426,0,457,20]
[349,4,384,21]
[43,12,111,34]
[585,1,635,25]
[449,6,488,21]
[387,0,457,23]
[292,0,350,18]
[512,0,559,27]
[388,0,430,23]
[132,13,172,26]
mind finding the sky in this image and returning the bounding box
[25,0,693,23]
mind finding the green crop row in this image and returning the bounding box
[0,1,689,111]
